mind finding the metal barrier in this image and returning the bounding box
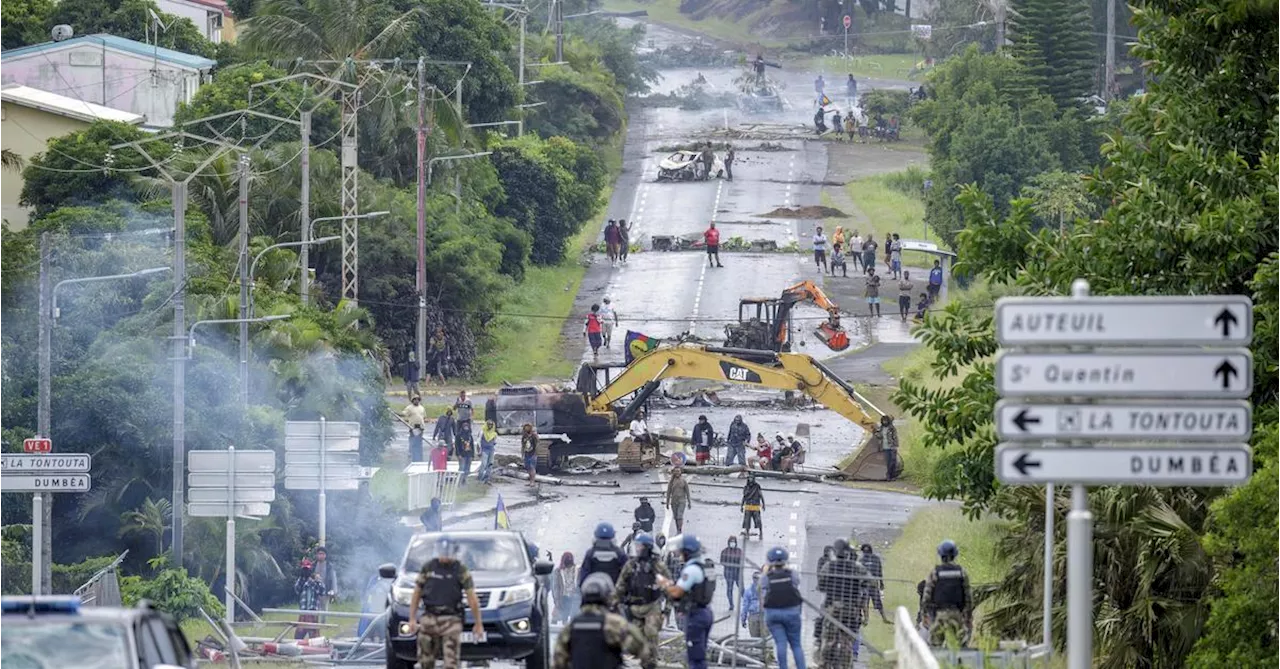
[405,465,462,510]
[894,605,939,669]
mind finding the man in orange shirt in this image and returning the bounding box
[704,223,724,268]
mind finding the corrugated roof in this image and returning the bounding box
[1,34,215,71]
[1,84,145,125]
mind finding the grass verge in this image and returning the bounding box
[480,135,624,385]
[862,505,1007,659]
[602,0,788,47]
[845,173,947,269]
[814,54,922,81]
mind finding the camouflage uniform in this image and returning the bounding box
[552,603,653,669]
[665,472,691,534]
[818,553,868,668]
[415,560,475,669]
[921,560,972,647]
[615,556,671,669]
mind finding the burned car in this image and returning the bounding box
[656,150,726,181]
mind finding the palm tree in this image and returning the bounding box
[1021,170,1093,232]
[119,497,172,557]
[2,149,24,172]
[240,0,423,66]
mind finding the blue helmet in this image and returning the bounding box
[634,533,655,548]
[680,534,702,556]
[594,522,616,540]
[767,546,789,564]
[938,539,958,560]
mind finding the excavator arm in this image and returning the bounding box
[584,344,898,479]
[780,281,850,351]
[782,280,841,313]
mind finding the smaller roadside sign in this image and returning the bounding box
[189,473,275,488]
[23,438,52,453]
[187,502,271,518]
[996,444,1252,486]
[285,421,361,438]
[188,488,277,504]
[1,474,91,492]
[995,350,1253,399]
[843,14,851,28]
[2,453,92,473]
[188,450,275,474]
[995,401,1252,442]
[284,476,361,491]
[995,295,1253,346]
[285,451,361,466]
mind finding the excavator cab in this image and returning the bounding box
[724,297,791,351]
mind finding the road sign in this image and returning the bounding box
[187,502,271,518]
[23,438,52,454]
[995,296,1253,346]
[283,464,361,479]
[284,451,361,467]
[1,474,91,492]
[188,487,277,503]
[188,450,276,473]
[2,453,92,473]
[284,476,361,491]
[995,350,1253,399]
[995,401,1253,442]
[285,421,361,451]
[843,14,851,28]
[189,472,275,488]
[996,444,1252,486]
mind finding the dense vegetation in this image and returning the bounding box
[896,0,1278,665]
[1,0,646,607]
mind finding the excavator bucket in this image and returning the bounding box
[841,422,901,481]
[815,322,851,351]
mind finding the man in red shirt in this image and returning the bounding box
[704,222,724,268]
[584,303,604,359]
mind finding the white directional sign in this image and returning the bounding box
[187,502,272,518]
[189,472,275,488]
[285,421,361,452]
[189,450,276,473]
[188,487,277,504]
[996,444,1252,486]
[996,296,1253,346]
[284,451,361,466]
[995,401,1253,442]
[1,474,92,492]
[284,476,362,491]
[2,453,92,473]
[996,350,1253,399]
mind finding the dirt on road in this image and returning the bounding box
[760,204,849,218]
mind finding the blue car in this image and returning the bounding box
[382,530,553,669]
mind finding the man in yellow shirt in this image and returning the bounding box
[402,396,427,462]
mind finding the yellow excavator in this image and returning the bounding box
[724,280,851,352]
[493,343,899,480]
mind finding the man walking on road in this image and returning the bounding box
[634,497,657,534]
[615,533,668,669]
[665,468,692,535]
[741,473,765,538]
[725,415,750,466]
[692,415,715,465]
[604,220,621,266]
[618,220,632,263]
[600,297,619,348]
[928,259,944,301]
[453,390,474,455]
[865,268,882,318]
[720,536,743,610]
[403,395,427,463]
[584,304,605,359]
[703,223,724,268]
[404,351,421,398]
[860,543,891,623]
[724,147,735,181]
[433,408,456,457]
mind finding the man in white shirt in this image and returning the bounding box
[848,231,863,272]
[600,297,620,348]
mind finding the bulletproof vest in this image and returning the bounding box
[762,568,802,609]
[420,560,464,613]
[587,542,624,583]
[569,610,623,669]
[624,558,660,604]
[825,557,862,603]
[930,563,966,610]
[686,558,717,608]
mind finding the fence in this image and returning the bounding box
[404,466,462,511]
[895,605,940,668]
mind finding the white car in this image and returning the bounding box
[657,150,725,181]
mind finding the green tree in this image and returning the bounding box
[1,0,55,50]
[47,0,215,57]
[120,567,224,621]
[1011,0,1096,108]
[172,62,340,146]
[489,135,605,265]
[19,122,164,221]
[1018,169,1092,231]
[239,0,421,64]
[119,497,171,556]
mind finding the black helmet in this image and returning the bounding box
[860,543,873,554]
[938,539,958,560]
[581,573,614,605]
[833,538,850,555]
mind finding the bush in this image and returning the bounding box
[859,89,911,122]
[120,568,223,622]
[881,166,931,199]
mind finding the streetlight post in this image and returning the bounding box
[418,153,492,373]
[36,256,169,594]
[248,237,341,319]
[188,315,292,359]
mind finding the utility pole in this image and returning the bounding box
[1104,0,1116,100]
[553,0,564,62]
[416,57,430,381]
[237,154,251,409]
[299,107,313,305]
[340,90,360,304]
[36,232,51,594]
[171,181,188,565]
[518,13,527,136]
[995,0,1007,52]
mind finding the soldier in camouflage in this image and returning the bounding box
[921,539,972,647]
[818,540,868,667]
[614,533,669,669]
[554,572,653,669]
[407,537,485,669]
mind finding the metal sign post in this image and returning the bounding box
[1,449,93,594]
[225,446,236,625]
[843,15,851,54]
[993,280,1255,669]
[284,419,362,545]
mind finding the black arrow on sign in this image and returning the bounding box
[1214,308,1239,338]
[1012,409,1041,432]
[1214,359,1238,390]
[1013,452,1042,476]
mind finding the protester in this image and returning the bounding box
[915,291,932,321]
[600,297,619,348]
[692,415,715,465]
[740,571,763,636]
[521,423,539,486]
[704,222,724,268]
[551,552,580,624]
[432,408,456,456]
[845,73,857,100]
[890,233,903,279]
[725,415,750,466]
[430,440,449,471]
[618,220,632,263]
[741,472,765,538]
[426,327,448,385]
[720,536,744,610]
[751,433,773,470]
[402,395,427,463]
[861,543,892,623]
[830,243,847,277]
[724,147,735,182]
[453,390,474,454]
[605,219,621,266]
[665,468,692,534]
[861,235,877,274]
[313,546,337,614]
[404,351,420,398]
[865,268,882,318]
[813,226,829,273]
[883,233,894,269]
[294,559,327,640]
[420,497,443,532]
[584,304,605,360]
[477,420,497,484]
[928,259,944,300]
[456,431,475,483]
[848,230,863,271]
[898,271,914,322]
[634,497,657,533]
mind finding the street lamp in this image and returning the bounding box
[188,314,292,359]
[250,236,341,319]
[35,263,169,594]
[300,211,390,304]
[417,152,493,372]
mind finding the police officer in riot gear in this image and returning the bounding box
[407,537,485,669]
[761,547,806,669]
[658,534,717,669]
[580,522,627,588]
[818,538,868,666]
[553,573,652,669]
[614,533,669,669]
[921,539,972,646]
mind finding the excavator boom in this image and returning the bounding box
[782,280,851,351]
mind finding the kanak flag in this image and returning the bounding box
[624,330,659,364]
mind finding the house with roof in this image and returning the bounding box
[0,33,215,128]
[155,0,237,43]
[1,84,145,228]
